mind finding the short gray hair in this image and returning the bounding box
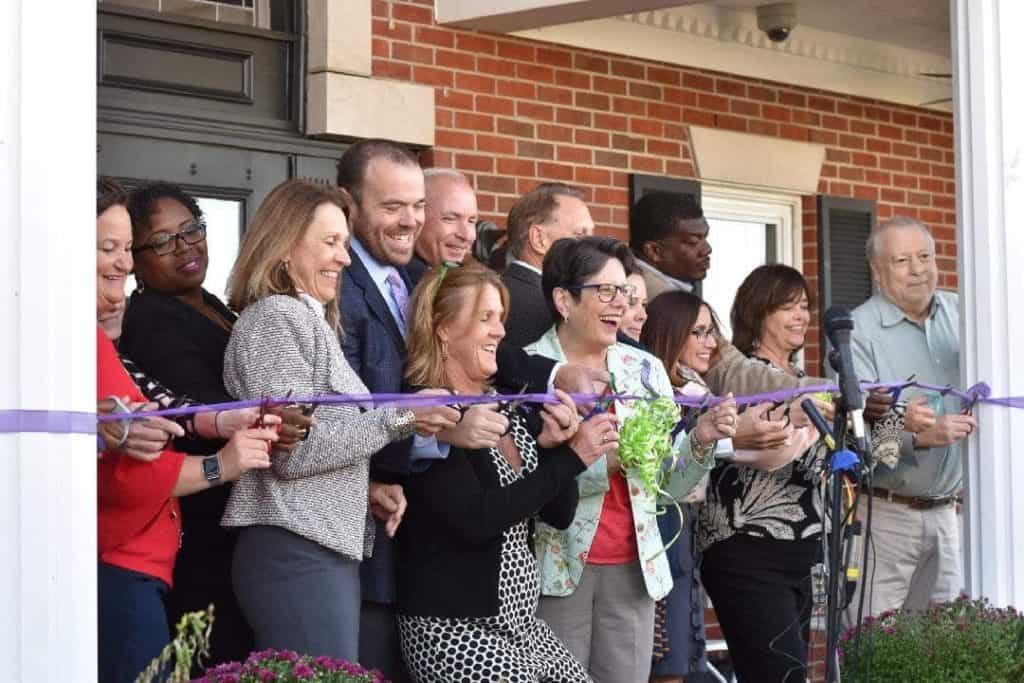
[865,215,936,263]
[423,167,470,187]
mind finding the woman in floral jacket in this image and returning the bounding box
[526,236,737,683]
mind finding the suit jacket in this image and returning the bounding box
[502,261,553,348]
[339,249,416,603]
[406,253,430,284]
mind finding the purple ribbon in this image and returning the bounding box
[0,410,96,435]
[1,380,1016,434]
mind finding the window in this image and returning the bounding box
[699,184,803,341]
[98,0,295,32]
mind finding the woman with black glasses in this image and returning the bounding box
[119,182,310,668]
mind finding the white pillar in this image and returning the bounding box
[0,2,98,681]
[954,0,1024,607]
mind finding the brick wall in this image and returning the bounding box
[372,8,954,673]
[371,0,956,374]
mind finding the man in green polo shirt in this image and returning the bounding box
[847,216,976,622]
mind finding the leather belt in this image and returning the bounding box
[863,486,958,511]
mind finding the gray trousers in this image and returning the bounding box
[538,562,655,683]
[232,525,361,661]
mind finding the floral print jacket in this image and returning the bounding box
[526,327,714,601]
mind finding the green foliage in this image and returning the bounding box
[840,597,1024,683]
[134,605,214,683]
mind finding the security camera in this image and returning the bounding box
[756,2,797,43]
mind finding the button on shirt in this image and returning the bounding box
[851,291,961,498]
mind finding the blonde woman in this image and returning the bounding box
[222,179,451,661]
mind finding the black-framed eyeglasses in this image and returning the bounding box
[133,219,207,256]
[566,283,636,303]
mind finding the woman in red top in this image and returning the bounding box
[95,178,277,683]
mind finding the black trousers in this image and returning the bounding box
[701,534,820,683]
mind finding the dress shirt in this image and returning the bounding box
[851,291,961,498]
[347,237,447,466]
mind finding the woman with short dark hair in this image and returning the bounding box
[699,263,825,683]
[528,236,737,683]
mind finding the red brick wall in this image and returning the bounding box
[371,6,956,676]
[370,0,956,373]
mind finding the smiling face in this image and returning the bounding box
[556,257,629,352]
[96,204,133,339]
[620,272,648,342]
[761,290,810,356]
[676,305,719,375]
[286,202,352,305]
[441,283,506,391]
[349,158,425,266]
[871,225,938,319]
[418,177,478,266]
[133,196,209,295]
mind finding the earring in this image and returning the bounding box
[441,340,449,361]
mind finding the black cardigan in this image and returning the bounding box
[394,437,585,619]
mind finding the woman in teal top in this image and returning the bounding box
[527,236,738,683]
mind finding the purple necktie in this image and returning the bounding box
[385,270,409,334]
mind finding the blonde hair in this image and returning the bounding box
[405,263,509,389]
[227,179,347,329]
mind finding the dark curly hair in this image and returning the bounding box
[127,182,203,242]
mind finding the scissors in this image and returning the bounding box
[496,383,532,436]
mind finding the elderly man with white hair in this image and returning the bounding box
[847,215,976,623]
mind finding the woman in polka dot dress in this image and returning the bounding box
[394,264,609,683]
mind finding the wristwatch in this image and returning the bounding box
[202,454,223,485]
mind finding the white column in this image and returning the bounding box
[0,2,98,681]
[954,0,1024,607]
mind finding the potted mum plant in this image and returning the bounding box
[195,650,387,683]
[839,595,1024,682]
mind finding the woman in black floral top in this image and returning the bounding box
[698,264,831,683]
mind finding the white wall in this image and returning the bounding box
[954,0,1024,607]
[0,1,98,680]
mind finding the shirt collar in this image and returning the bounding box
[876,291,940,328]
[634,258,694,293]
[350,237,399,289]
[509,259,542,276]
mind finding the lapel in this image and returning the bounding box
[347,250,406,351]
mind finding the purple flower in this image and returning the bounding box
[293,663,315,680]
[258,669,277,682]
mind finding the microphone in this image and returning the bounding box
[823,306,866,448]
[800,398,837,451]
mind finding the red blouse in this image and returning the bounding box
[96,327,186,586]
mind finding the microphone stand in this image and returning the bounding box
[823,350,864,683]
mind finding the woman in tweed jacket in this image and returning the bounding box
[221,180,428,662]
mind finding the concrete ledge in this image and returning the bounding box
[307,0,371,76]
[689,125,824,194]
[307,72,435,147]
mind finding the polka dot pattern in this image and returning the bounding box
[398,416,591,683]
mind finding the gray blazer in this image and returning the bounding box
[222,293,415,561]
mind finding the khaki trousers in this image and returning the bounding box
[538,562,656,683]
[844,496,962,627]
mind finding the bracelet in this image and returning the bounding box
[689,430,715,464]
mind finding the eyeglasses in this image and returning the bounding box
[626,293,646,308]
[133,219,207,256]
[566,283,636,303]
[690,326,716,341]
